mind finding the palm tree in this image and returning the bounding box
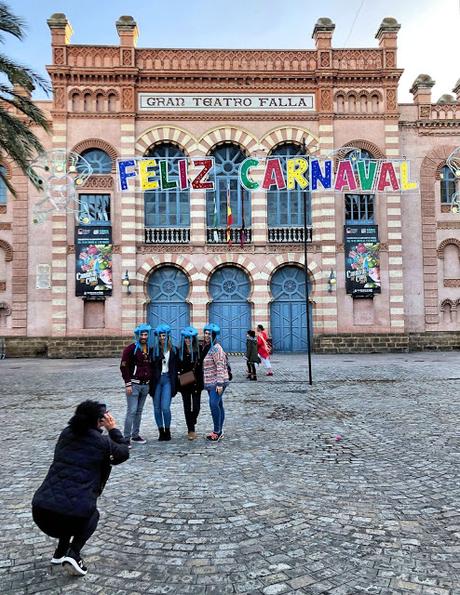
[0,2,50,196]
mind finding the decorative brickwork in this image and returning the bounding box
[0,239,13,261]
[70,139,119,172]
[420,145,458,324]
[437,238,460,259]
[83,175,114,189]
[335,139,385,160]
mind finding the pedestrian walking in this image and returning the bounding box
[202,323,229,442]
[32,401,129,576]
[257,324,273,376]
[178,326,203,440]
[120,323,154,445]
[150,324,178,441]
[245,329,259,380]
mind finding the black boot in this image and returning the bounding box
[164,428,171,441]
[158,427,165,441]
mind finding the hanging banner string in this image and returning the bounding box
[116,156,418,194]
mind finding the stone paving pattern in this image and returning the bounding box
[1,352,459,594]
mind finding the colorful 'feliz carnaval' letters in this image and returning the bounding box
[117,157,417,193]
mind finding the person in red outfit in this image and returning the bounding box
[256,324,273,376]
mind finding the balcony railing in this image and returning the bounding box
[206,228,252,244]
[145,227,190,244]
[268,226,313,243]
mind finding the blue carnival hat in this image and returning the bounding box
[154,323,172,335]
[203,323,220,346]
[133,323,153,353]
[154,323,172,356]
[180,326,199,361]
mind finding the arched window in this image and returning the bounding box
[108,93,117,112]
[371,94,380,113]
[77,149,112,174]
[348,95,356,112]
[0,166,7,204]
[267,143,311,228]
[71,93,80,112]
[144,143,190,228]
[95,93,104,112]
[206,144,250,232]
[336,94,345,113]
[344,149,375,224]
[83,93,91,112]
[440,165,456,203]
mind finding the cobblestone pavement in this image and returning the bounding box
[1,352,460,595]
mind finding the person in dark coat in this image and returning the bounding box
[150,324,179,442]
[245,330,260,381]
[32,400,129,576]
[178,326,203,440]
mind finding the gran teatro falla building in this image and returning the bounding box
[0,14,459,356]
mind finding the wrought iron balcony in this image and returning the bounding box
[206,228,252,244]
[268,226,313,243]
[144,227,190,244]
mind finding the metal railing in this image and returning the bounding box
[144,228,190,244]
[206,228,252,244]
[268,226,313,243]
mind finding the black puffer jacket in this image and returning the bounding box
[32,427,129,518]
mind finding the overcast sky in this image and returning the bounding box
[4,0,460,102]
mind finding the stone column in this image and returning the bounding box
[376,18,404,332]
[115,16,140,332]
[312,18,338,334]
[47,14,73,337]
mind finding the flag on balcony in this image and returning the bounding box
[212,195,219,242]
[240,190,246,247]
[226,182,233,245]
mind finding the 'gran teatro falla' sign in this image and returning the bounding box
[138,93,315,111]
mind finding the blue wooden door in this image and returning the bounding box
[147,266,190,346]
[270,266,313,352]
[209,266,251,352]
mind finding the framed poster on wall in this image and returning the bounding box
[75,226,113,297]
[344,225,381,298]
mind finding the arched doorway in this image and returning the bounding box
[270,265,313,352]
[209,266,251,352]
[147,266,190,345]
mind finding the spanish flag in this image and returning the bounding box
[226,182,233,245]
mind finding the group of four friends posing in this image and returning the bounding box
[121,322,273,444]
[31,322,273,576]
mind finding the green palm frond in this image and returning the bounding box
[0,2,25,42]
[0,2,51,196]
[0,53,51,93]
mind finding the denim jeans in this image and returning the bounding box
[153,373,172,429]
[123,383,149,439]
[208,386,226,434]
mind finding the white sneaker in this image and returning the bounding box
[62,553,88,576]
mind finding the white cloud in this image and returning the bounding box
[397,0,459,102]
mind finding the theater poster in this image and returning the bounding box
[75,226,113,297]
[344,225,381,298]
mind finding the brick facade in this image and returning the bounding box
[0,15,459,356]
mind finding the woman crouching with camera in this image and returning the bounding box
[32,401,129,576]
